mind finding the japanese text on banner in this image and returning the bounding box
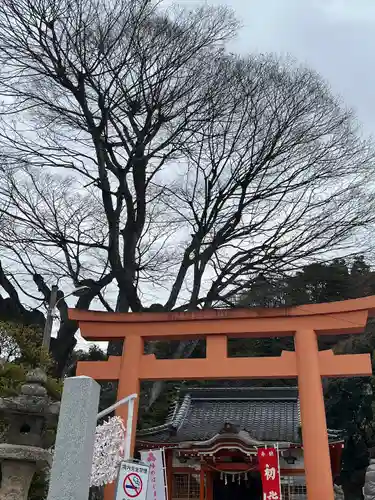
[257,447,281,500]
[140,449,167,500]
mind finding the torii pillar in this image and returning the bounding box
[70,296,375,500]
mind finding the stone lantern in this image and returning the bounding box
[0,368,60,500]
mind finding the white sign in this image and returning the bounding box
[140,449,168,500]
[115,460,150,500]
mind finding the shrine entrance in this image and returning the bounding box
[70,296,375,500]
[213,472,262,500]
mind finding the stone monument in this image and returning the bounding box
[47,376,100,500]
[0,368,60,500]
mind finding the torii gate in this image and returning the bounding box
[70,296,375,500]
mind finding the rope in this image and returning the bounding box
[204,462,258,474]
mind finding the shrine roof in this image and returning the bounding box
[137,387,344,446]
[137,387,303,445]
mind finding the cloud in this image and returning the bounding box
[226,0,375,133]
[180,0,375,134]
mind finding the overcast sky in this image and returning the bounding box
[188,0,375,136]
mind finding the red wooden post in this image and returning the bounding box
[206,470,213,500]
[200,468,205,500]
[166,450,173,500]
[295,329,334,500]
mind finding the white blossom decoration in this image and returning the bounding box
[90,416,126,487]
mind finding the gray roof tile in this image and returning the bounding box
[137,387,302,444]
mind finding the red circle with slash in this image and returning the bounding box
[123,472,143,498]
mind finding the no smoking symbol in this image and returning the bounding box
[123,472,143,498]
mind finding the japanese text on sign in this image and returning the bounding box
[115,460,150,500]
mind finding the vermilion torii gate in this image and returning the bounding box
[70,296,375,500]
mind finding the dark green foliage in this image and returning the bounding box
[0,321,59,397]
[28,471,49,500]
[285,259,352,305]
[238,257,375,309]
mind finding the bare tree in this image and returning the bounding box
[161,56,375,310]
[0,0,373,402]
[0,0,238,374]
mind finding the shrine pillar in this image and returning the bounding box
[200,468,205,500]
[117,336,142,452]
[206,470,213,500]
[104,336,142,500]
[295,329,334,500]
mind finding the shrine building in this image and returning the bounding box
[136,386,344,500]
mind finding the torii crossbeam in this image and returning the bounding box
[70,296,375,500]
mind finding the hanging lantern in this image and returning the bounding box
[225,474,228,485]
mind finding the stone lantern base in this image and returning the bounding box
[0,444,52,500]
